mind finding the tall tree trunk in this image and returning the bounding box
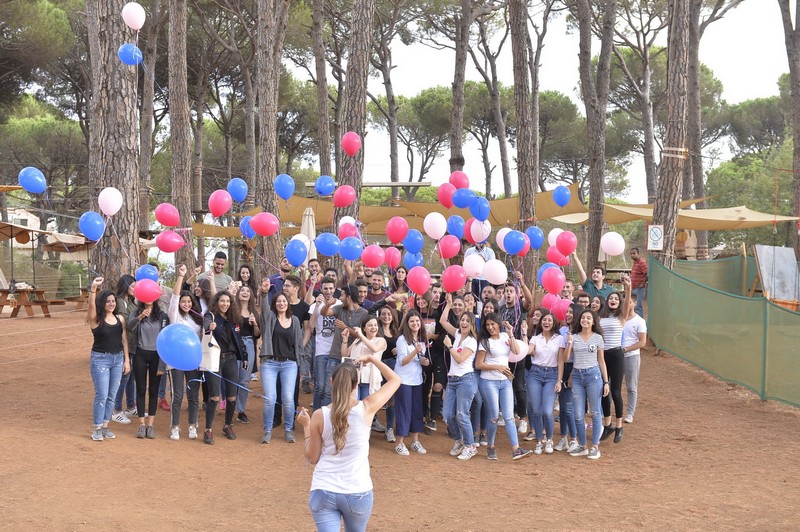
[86,0,140,278]
[576,0,617,265]
[169,0,195,267]
[449,0,471,172]
[652,0,690,269]
[256,0,290,271]
[336,0,375,226]
[380,62,401,200]
[688,0,707,258]
[510,0,534,230]
[640,61,659,204]
[312,0,332,177]
[242,67,257,207]
[779,0,800,256]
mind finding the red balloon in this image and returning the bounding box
[556,230,578,257]
[437,183,456,209]
[518,233,531,257]
[250,212,280,236]
[441,265,467,293]
[464,218,477,244]
[546,246,566,266]
[541,267,566,295]
[333,185,356,208]
[407,266,432,294]
[208,189,232,217]
[384,246,401,269]
[134,279,162,304]
[361,244,385,268]
[341,131,362,157]
[338,223,358,240]
[386,216,409,244]
[553,299,572,321]
[154,203,180,227]
[541,293,558,310]
[449,171,469,190]
[438,235,461,259]
[155,230,184,253]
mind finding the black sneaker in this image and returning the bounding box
[613,427,624,443]
[600,425,615,442]
[301,381,312,394]
[222,425,237,440]
[204,429,214,445]
[237,412,250,424]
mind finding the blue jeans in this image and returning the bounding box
[261,360,298,433]
[313,355,340,410]
[90,351,124,426]
[479,378,518,447]
[309,489,373,532]
[470,386,489,436]
[526,365,559,441]
[633,286,646,318]
[114,368,136,411]
[558,386,577,439]
[236,337,256,412]
[443,372,478,446]
[572,366,603,447]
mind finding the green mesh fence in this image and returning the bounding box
[649,257,800,407]
[673,256,757,296]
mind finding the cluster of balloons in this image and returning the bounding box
[118,3,146,66]
[78,187,124,242]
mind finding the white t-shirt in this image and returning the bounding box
[529,333,562,368]
[448,332,477,377]
[622,314,647,357]
[310,301,341,357]
[478,332,512,381]
[394,335,425,386]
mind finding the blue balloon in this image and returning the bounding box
[452,188,477,209]
[447,215,465,239]
[403,251,424,269]
[285,239,308,267]
[79,211,105,241]
[469,196,491,222]
[157,324,202,371]
[227,178,249,203]
[239,215,256,239]
[553,185,571,208]
[504,230,526,255]
[403,229,424,254]
[315,233,340,256]
[135,264,159,283]
[340,237,364,261]
[537,262,558,285]
[315,175,336,196]
[274,173,295,200]
[525,226,545,250]
[18,167,47,194]
[117,43,143,66]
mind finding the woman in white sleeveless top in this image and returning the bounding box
[297,352,400,531]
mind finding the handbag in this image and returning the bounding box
[200,315,220,372]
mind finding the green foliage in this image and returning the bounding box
[727,97,786,156]
[55,260,89,299]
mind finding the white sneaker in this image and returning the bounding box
[553,437,569,451]
[250,374,259,381]
[188,425,198,439]
[554,402,560,412]
[385,428,396,443]
[545,439,554,454]
[457,445,477,461]
[497,417,505,427]
[450,440,465,456]
[534,441,544,455]
[170,426,180,440]
[112,411,131,425]
[395,443,410,456]
[624,414,634,424]
[124,407,137,417]
[411,441,427,454]
[517,419,528,434]
[567,440,580,453]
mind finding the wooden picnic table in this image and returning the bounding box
[66,287,89,311]
[0,288,52,318]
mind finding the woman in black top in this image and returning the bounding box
[87,276,131,442]
[127,298,169,438]
[377,304,400,442]
[234,285,261,424]
[203,290,248,444]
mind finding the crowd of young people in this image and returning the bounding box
[86,248,647,462]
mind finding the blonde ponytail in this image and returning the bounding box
[330,362,358,454]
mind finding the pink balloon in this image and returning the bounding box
[449,171,469,190]
[438,235,461,259]
[208,189,232,217]
[483,259,507,285]
[250,212,280,236]
[133,279,161,304]
[98,187,123,217]
[541,267,566,295]
[384,246,401,269]
[361,245,385,268]
[341,132,362,157]
[556,230,578,256]
[509,339,528,363]
[518,234,531,257]
[333,185,356,208]
[462,254,485,277]
[600,231,626,256]
[464,218,477,244]
[407,266,431,295]
[495,228,512,252]
[121,2,146,31]
[441,265,467,293]
[553,299,572,321]
[155,230,184,253]
[437,183,456,209]
[386,216,409,244]
[154,203,180,227]
[541,293,558,310]
[546,246,566,266]
[423,212,447,240]
[338,223,358,240]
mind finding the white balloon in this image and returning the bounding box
[121,2,146,31]
[600,231,626,256]
[338,216,356,228]
[462,254,485,278]
[548,228,564,247]
[291,234,311,246]
[495,227,512,252]
[470,220,492,243]
[98,187,123,217]
[423,212,447,240]
[483,259,508,285]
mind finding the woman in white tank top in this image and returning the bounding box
[297,351,401,531]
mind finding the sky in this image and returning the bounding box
[353,1,789,204]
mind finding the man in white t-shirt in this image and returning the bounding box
[621,293,647,423]
[309,277,341,410]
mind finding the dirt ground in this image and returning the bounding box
[1,307,798,531]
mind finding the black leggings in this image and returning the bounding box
[204,353,240,429]
[602,347,625,419]
[133,349,162,418]
[422,350,447,420]
[512,361,527,418]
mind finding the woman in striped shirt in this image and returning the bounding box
[598,275,632,444]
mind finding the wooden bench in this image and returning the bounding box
[0,288,52,318]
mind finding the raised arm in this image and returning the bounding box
[86,276,103,326]
[174,264,188,296]
[618,274,632,326]
[572,251,587,285]
[515,271,534,311]
[438,294,457,336]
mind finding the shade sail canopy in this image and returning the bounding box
[0,185,23,193]
[0,221,49,241]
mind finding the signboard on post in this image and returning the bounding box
[647,225,664,251]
